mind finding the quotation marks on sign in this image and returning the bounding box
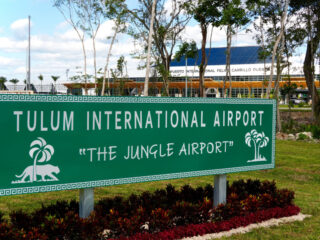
[12,137,60,184]
[245,129,269,163]
[79,141,235,163]
[79,146,118,162]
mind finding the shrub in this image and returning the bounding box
[297,133,308,140]
[1,179,297,239]
[310,125,320,139]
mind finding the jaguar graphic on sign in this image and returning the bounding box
[12,137,60,184]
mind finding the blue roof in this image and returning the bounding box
[171,46,271,66]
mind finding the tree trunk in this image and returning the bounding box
[199,24,207,98]
[304,40,320,124]
[80,39,88,95]
[259,12,266,98]
[274,33,285,132]
[266,0,289,98]
[102,24,119,96]
[92,36,97,95]
[226,24,232,98]
[144,0,157,97]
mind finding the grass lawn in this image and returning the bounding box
[0,140,319,239]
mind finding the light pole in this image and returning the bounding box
[185,55,188,97]
[66,69,69,82]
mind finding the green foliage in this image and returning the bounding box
[128,0,191,85]
[298,101,305,108]
[38,74,43,81]
[51,75,60,83]
[309,125,320,139]
[184,0,222,27]
[281,119,320,139]
[9,78,19,85]
[297,133,308,141]
[174,41,198,62]
[280,82,297,96]
[220,0,250,32]
[0,76,7,90]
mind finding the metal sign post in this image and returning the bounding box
[79,188,94,218]
[214,174,227,207]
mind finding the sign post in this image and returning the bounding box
[214,174,227,207]
[0,94,276,217]
[79,188,94,218]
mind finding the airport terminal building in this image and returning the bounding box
[5,46,318,98]
[169,46,319,98]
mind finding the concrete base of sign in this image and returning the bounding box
[214,174,227,207]
[79,188,94,218]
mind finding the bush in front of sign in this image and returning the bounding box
[1,179,298,240]
[111,205,300,240]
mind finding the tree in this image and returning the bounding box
[101,0,127,96]
[280,82,298,118]
[174,41,198,97]
[221,0,249,97]
[290,0,320,124]
[82,0,105,95]
[184,0,222,97]
[246,0,269,97]
[51,75,60,92]
[250,0,290,132]
[220,0,249,97]
[38,74,44,93]
[29,137,54,182]
[110,55,128,96]
[128,0,191,96]
[54,0,89,95]
[266,0,289,98]
[0,76,7,90]
[143,0,157,96]
[9,78,19,90]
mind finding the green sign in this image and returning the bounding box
[0,94,276,196]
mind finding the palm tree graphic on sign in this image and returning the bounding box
[245,129,269,162]
[12,137,60,184]
[29,137,54,181]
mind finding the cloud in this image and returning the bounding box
[2,14,308,85]
[10,18,31,40]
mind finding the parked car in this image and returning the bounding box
[290,98,305,105]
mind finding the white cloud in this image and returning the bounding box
[10,18,31,40]
[55,21,69,31]
[0,56,14,66]
[1,14,308,85]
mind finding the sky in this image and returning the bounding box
[0,0,308,85]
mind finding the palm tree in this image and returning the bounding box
[51,76,60,93]
[29,137,54,182]
[0,76,7,90]
[38,74,44,93]
[9,78,19,90]
[256,132,269,160]
[245,129,258,160]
